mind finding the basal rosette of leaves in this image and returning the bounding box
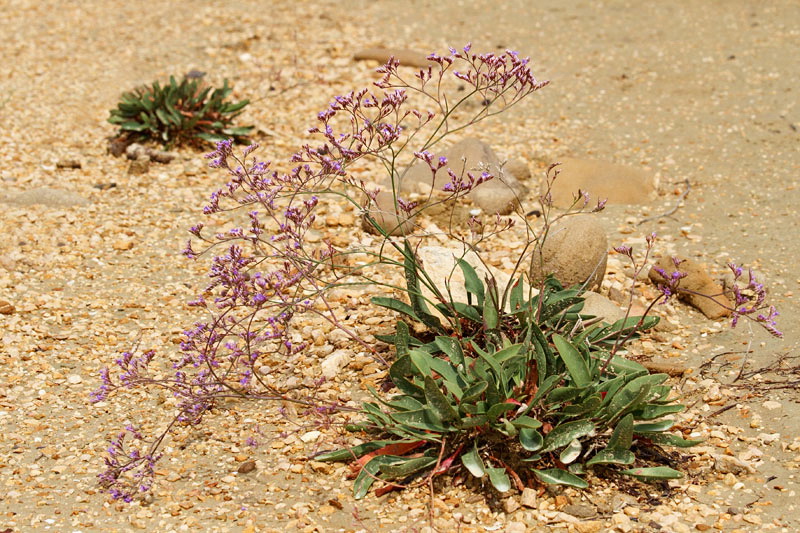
[108,75,252,148]
[316,244,701,498]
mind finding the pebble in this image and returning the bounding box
[520,487,537,508]
[300,430,321,443]
[0,299,15,314]
[67,374,82,384]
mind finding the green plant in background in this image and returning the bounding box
[316,244,701,498]
[108,76,252,148]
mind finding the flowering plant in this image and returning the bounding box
[94,44,779,504]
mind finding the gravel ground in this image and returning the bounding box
[1,1,799,532]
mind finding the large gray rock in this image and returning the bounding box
[530,214,608,290]
[5,187,89,207]
[364,138,528,235]
[546,158,657,207]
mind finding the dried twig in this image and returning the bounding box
[638,179,690,225]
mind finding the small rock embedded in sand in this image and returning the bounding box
[5,187,89,207]
[56,158,81,169]
[712,454,756,475]
[762,400,782,410]
[321,349,350,378]
[520,487,537,508]
[353,47,434,68]
[113,240,135,251]
[545,157,657,207]
[648,256,732,319]
[300,430,321,443]
[0,300,15,315]
[237,460,257,474]
[128,154,151,175]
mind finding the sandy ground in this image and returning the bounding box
[1,1,799,532]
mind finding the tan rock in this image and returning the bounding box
[363,138,527,235]
[128,154,151,175]
[0,299,15,315]
[545,157,657,207]
[353,47,433,68]
[648,257,732,319]
[581,291,625,323]
[530,214,608,290]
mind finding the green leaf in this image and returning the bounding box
[403,241,443,332]
[457,258,484,306]
[221,99,250,114]
[120,121,149,132]
[482,285,499,330]
[424,376,459,423]
[559,439,582,464]
[458,414,489,428]
[380,456,437,478]
[533,468,588,489]
[492,343,523,364]
[487,467,511,492]
[511,415,542,430]
[633,403,685,420]
[354,456,404,499]
[486,402,516,420]
[391,409,447,433]
[434,336,465,367]
[519,428,544,451]
[546,386,582,405]
[638,432,703,448]
[607,414,634,451]
[606,355,649,375]
[461,442,486,478]
[314,441,395,462]
[586,448,635,466]
[222,126,254,136]
[620,466,683,481]
[395,321,411,358]
[409,349,433,377]
[509,276,525,312]
[460,381,488,404]
[604,374,668,423]
[371,297,418,321]
[541,420,595,453]
[541,295,583,322]
[451,302,482,322]
[552,334,590,387]
[633,420,674,433]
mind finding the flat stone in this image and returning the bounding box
[562,503,596,518]
[5,187,89,207]
[546,157,657,207]
[581,291,625,323]
[648,257,732,319]
[353,47,434,68]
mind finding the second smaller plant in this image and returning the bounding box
[108,75,252,149]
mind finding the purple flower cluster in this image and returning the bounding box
[727,263,782,337]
